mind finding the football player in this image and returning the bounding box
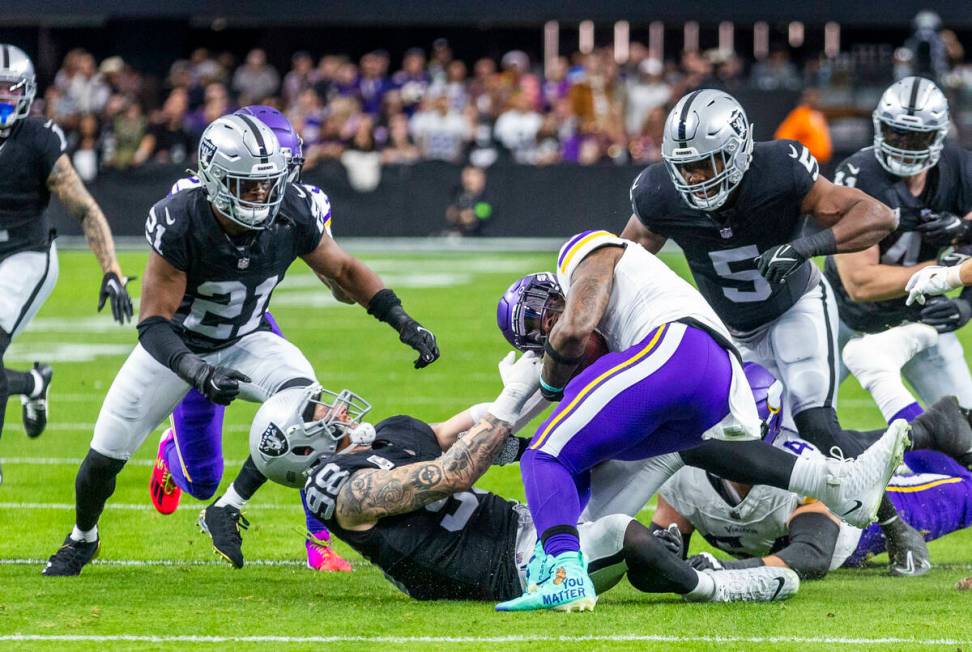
[828,77,972,406]
[150,105,350,571]
[42,113,439,576]
[0,44,132,484]
[658,325,972,578]
[252,355,802,605]
[492,230,906,612]
[621,89,917,561]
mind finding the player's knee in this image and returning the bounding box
[186,479,220,500]
[184,459,224,500]
[78,448,127,481]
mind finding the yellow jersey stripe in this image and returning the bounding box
[558,230,615,275]
[886,477,963,493]
[531,323,668,451]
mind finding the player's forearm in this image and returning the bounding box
[961,259,972,286]
[332,258,385,306]
[839,259,936,302]
[80,208,123,276]
[830,197,897,253]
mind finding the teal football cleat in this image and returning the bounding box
[497,551,597,612]
[524,542,551,592]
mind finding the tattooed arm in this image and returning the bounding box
[334,414,513,531]
[542,245,623,390]
[47,154,123,277]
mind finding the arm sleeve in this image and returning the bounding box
[39,120,67,177]
[137,316,194,371]
[775,510,840,579]
[555,230,626,290]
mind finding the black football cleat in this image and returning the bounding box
[199,503,249,569]
[910,396,972,468]
[884,517,932,577]
[42,534,100,576]
[22,362,53,438]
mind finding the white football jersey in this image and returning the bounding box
[169,175,333,237]
[660,435,862,570]
[556,230,730,352]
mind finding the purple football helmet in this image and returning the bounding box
[744,361,784,443]
[497,272,564,352]
[236,105,304,181]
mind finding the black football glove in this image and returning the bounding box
[917,211,972,247]
[755,244,807,284]
[651,523,684,558]
[938,247,972,268]
[399,318,440,369]
[919,296,972,333]
[189,363,250,405]
[98,272,134,325]
[687,552,725,572]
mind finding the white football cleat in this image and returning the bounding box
[817,419,910,528]
[842,323,938,387]
[686,567,800,603]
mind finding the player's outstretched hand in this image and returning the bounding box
[906,265,960,306]
[755,244,806,284]
[687,552,725,572]
[399,319,440,369]
[199,365,251,405]
[919,296,972,334]
[490,351,542,424]
[497,351,517,385]
[98,272,134,324]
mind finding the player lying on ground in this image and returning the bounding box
[497,271,942,577]
[150,105,357,572]
[657,323,972,578]
[492,231,906,613]
[0,44,132,485]
[42,113,438,576]
[249,354,801,604]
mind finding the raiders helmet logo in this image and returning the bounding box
[258,423,289,458]
[728,111,746,137]
[200,138,218,166]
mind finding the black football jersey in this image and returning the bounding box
[305,415,523,601]
[145,184,326,351]
[632,139,820,333]
[0,117,66,259]
[824,144,972,333]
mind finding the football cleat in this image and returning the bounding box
[21,362,53,438]
[524,541,552,592]
[910,396,972,468]
[885,517,933,577]
[149,429,182,515]
[687,567,800,603]
[816,420,909,528]
[305,529,352,572]
[496,551,597,612]
[42,534,100,576]
[199,503,249,569]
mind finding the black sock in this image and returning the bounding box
[877,494,900,525]
[75,448,127,531]
[0,331,10,440]
[622,521,699,594]
[793,407,884,457]
[4,368,34,396]
[680,438,795,489]
[231,456,268,501]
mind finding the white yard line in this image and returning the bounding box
[0,634,968,646]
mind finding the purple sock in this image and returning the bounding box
[542,531,581,557]
[301,489,329,534]
[520,449,582,557]
[890,402,924,424]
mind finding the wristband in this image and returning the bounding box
[539,377,564,394]
[790,229,837,259]
[543,339,583,365]
[367,288,402,323]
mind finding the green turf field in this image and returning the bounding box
[2,248,972,651]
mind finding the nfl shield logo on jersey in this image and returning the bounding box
[258,423,289,457]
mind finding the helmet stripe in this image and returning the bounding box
[907,77,921,116]
[236,113,269,159]
[677,89,702,146]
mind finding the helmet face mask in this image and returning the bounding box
[873,76,949,177]
[662,90,753,211]
[196,114,290,230]
[497,272,565,352]
[0,45,37,132]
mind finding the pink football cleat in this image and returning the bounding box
[305,530,352,572]
[149,429,182,515]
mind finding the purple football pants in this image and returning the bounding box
[162,313,326,533]
[521,322,739,556]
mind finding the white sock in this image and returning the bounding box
[29,368,44,398]
[215,485,246,510]
[857,372,916,423]
[685,569,716,600]
[71,525,98,543]
[787,455,829,497]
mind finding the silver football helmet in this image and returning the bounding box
[249,384,374,488]
[0,44,36,134]
[662,89,754,211]
[873,76,949,177]
[196,114,289,229]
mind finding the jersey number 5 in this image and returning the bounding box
[709,245,773,303]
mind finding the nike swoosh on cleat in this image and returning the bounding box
[771,577,785,600]
[841,500,863,516]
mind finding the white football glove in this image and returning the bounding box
[906,265,964,306]
[497,350,517,385]
[490,351,542,424]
